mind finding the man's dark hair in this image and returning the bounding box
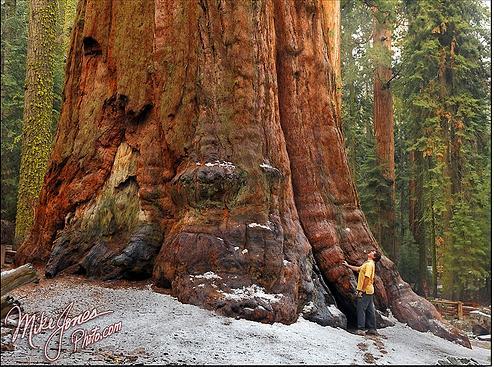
[373,251,382,262]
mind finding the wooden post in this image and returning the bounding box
[0,244,5,266]
[458,301,463,320]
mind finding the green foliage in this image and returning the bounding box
[341,0,374,176]
[397,230,420,287]
[397,0,491,299]
[443,196,490,300]
[355,133,395,245]
[341,0,399,259]
[1,0,69,223]
[1,0,28,221]
[341,0,490,299]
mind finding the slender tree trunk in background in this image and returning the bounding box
[429,155,437,298]
[414,152,428,297]
[439,51,452,285]
[321,0,341,117]
[371,6,397,261]
[408,152,416,237]
[443,36,461,197]
[431,197,437,298]
[438,42,462,300]
[409,150,426,295]
[14,0,57,246]
[15,0,469,347]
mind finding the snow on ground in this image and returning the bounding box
[1,276,490,365]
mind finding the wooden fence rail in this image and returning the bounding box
[429,298,490,320]
[430,299,464,320]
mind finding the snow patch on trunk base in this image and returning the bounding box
[219,284,283,304]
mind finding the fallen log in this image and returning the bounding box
[1,263,39,297]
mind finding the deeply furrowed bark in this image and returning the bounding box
[16,0,469,347]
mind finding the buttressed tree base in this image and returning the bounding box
[16,0,469,347]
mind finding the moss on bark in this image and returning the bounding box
[15,0,58,244]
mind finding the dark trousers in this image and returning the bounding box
[357,293,376,330]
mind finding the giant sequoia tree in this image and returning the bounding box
[16,0,469,347]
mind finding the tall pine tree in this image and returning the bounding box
[399,0,490,300]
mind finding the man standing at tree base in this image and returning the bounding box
[343,250,382,336]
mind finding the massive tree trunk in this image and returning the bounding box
[371,5,397,261]
[16,0,469,347]
[15,0,57,244]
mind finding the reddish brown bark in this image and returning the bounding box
[371,6,397,261]
[321,0,341,115]
[16,0,469,347]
